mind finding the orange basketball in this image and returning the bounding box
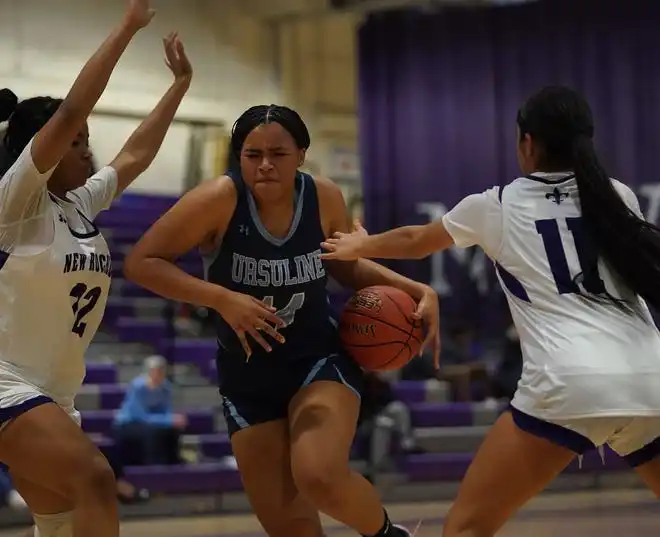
[339,285,424,371]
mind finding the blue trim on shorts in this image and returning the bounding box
[0,395,54,471]
[623,436,660,468]
[508,405,595,455]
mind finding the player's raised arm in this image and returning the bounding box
[109,33,192,196]
[0,0,153,220]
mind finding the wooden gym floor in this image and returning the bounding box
[2,489,654,537]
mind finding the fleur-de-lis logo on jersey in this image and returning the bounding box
[545,187,569,205]
[238,224,249,236]
[58,214,67,224]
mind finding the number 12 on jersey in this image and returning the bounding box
[263,293,305,328]
[536,217,606,295]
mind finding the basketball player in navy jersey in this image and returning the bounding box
[322,87,660,536]
[124,105,440,537]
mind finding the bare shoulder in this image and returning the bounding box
[312,175,348,235]
[190,175,238,205]
[312,175,344,200]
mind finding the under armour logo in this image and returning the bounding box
[238,225,249,236]
[58,214,67,224]
[545,187,569,205]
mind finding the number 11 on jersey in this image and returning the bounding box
[536,217,606,295]
[263,293,305,328]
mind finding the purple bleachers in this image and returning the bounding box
[98,385,127,409]
[410,402,474,428]
[392,381,427,404]
[113,192,177,211]
[84,364,117,385]
[124,463,243,493]
[115,317,171,343]
[170,340,215,366]
[82,409,215,435]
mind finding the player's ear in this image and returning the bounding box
[298,149,306,167]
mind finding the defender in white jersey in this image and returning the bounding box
[0,3,193,536]
[322,87,660,536]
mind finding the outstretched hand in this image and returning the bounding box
[124,0,155,30]
[321,219,368,261]
[163,33,193,83]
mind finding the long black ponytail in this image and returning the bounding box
[518,86,660,313]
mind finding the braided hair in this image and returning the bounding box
[0,88,63,175]
[518,86,660,313]
[230,104,310,160]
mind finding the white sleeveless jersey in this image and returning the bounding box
[443,172,660,420]
[0,139,116,410]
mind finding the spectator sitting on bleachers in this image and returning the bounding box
[359,371,423,480]
[113,355,185,466]
[402,324,495,403]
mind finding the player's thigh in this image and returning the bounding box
[288,357,362,494]
[0,401,115,499]
[230,419,322,537]
[443,410,576,537]
[608,417,660,496]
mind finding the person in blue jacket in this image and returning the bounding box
[113,355,186,465]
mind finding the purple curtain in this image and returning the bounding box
[358,0,660,333]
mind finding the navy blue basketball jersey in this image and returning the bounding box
[204,171,340,364]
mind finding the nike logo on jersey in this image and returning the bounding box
[545,187,569,205]
[58,214,67,224]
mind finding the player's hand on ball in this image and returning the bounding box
[321,220,368,261]
[413,286,441,370]
[163,32,193,84]
[124,0,155,30]
[215,290,285,359]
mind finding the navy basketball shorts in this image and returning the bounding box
[218,352,364,437]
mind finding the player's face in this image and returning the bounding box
[516,127,535,174]
[51,123,94,193]
[240,122,305,202]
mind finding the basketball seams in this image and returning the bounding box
[340,285,425,371]
[385,290,421,350]
[342,308,413,338]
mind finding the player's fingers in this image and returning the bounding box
[331,232,347,239]
[419,330,433,357]
[260,309,285,328]
[255,319,285,344]
[252,297,277,312]
[433,334,441,370]
[235,329,252,360]
[246,326,272,352]
[250,300,284,327]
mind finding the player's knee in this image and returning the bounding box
[291,453,349,507]
[71,453,116,499]
[33,510,73,537]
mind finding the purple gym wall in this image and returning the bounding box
[358,0,660,332]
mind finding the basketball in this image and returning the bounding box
[339,285,424,371]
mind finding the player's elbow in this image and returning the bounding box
[406,226,436,259]
[122,250,147,284]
